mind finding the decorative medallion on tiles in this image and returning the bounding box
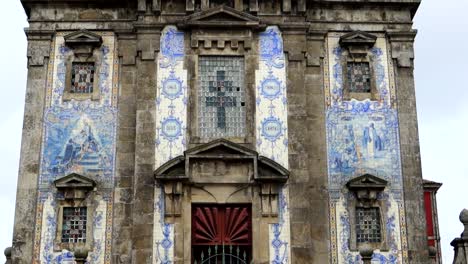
[255,26,291,264]
[256,26,288,166]
[155,26,187,168]
[154,25,187,264]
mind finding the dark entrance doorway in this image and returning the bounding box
[192,204,252,264]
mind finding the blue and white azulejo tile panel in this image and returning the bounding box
[256,26,291,264]
[324,34,408,263]
[35,32,118,264]
[153,25,187,264]
[256,26,289,168]
[155,25,187,168]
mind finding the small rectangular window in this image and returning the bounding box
[356,207,381,243]
[62,207,87,243]
[347,62,371,93]
[71,62,95,94]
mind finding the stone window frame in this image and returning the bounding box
[62,30,103,102]
[188,38,255,145]
[339,31,379,101]
[342,59,377,101]
[346,174,390,252]
[55,199,95,250]
[53,173,97,257]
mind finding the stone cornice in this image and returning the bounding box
[21,0,421,19]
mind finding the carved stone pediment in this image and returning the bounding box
[64,30,103,59]
[64,30,103,48]
[181,5,260,29]
[54,173,96,189]
[339,31,377,59]
[346,174,387,202]
[54,173,96,200]
[155,139,288,184]
[339,31,377,47]
[346,174,387,189]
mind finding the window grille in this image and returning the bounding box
[62,207,87,243]
[356,207,382,243]
[347,62,371,93]
[71,62,95,94]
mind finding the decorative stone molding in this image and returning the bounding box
[358,243,373,264]
[387,30,417,68]
[260,182,280,216]
[53,173,96,255]
[346,174,389,251]
[135,24,162,61]
[163,182,184,216]
[181,6,260,50]
[25,29,54,67]
[117,33,137,66]
[339,31,377,60]
[155,139,289,218]
[54,173,96,200]
[180,5,260,29]
[346,174,387,203]
[305,30,327,67]
[62,30,103,101]
[338,31,379,101]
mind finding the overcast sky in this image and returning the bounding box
[0,1,466,263]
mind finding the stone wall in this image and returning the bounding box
[11,0,428,263]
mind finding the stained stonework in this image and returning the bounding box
[11,0,432,264]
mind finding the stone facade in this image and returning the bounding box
[10,0,432,263]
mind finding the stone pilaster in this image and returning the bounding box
[113,32,138,263]
[131,27,160,263]
[391,30,430,263]
[11,29,53,264]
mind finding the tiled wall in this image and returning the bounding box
[256,26,291,264]
[153,25,187,264]
[324,33,408,264]
[33,32,118,263]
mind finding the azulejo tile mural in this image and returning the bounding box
[153,25,187,264]
[33,32,118,263]
[324,34,408,263]
[256,26,291,264]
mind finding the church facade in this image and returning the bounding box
[10,0,438,263]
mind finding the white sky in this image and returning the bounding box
[0,1,466,263]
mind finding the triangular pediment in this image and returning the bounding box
[182,5,260,28]
[64,30,103,47]
[339,31,377,47]
[346,174,387,190]
[155,139,289,183]
[185,138,257,157]
[154,156,187,179]
[54,173,96,189]
[257,156,289,182]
